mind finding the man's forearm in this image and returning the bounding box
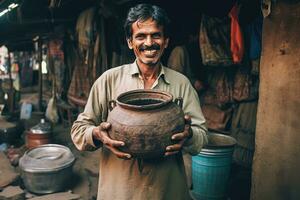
[71,114,102,151]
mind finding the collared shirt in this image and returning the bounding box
[71,61,207,200]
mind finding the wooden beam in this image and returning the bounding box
[38,38,43,111]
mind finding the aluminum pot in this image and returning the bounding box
[107,89,185,159]
[19,144,75,194]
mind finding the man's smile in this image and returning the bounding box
[142,49,158,57]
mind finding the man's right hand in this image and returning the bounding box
[92,122,131,159]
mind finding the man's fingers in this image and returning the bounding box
[184,115,191,125]
[102,133,130,159]
[109,138,125,147]
[164,115,192,158]
[106,145,131,159]
[166,140,185,152]
[171,124,190,140]
[166,144,181,152]
[164,151,179,156]
[94,122,130,160]
[102,136,125,147]
[100,122,111,130]
[171,132,185,140]
[96,123,124,146]
[164,140,185,157]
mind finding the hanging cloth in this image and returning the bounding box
[76,7,96,50]
[48,39,66,98]
[229,4,244,64]
[199,14,233,66]
[244,11,263,60]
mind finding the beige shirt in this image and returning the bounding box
[71,61,207,200]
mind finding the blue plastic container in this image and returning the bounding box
[192,133,236,200]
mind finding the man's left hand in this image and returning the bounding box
[165,115,192,156]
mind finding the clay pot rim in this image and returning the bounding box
[116,89,173,110]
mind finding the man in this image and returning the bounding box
[71,4,207,200]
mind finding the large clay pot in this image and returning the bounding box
[107,89,185,159]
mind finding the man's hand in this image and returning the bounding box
[165,115,193,156]
[92,122,131,159]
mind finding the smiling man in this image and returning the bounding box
[71,4,207,200]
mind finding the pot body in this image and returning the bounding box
[26,131,52,149]
[26,118,52,149]
[19,144,75,194]
[107,90,185,159]
[20,165,73,194]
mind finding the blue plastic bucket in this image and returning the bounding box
[192,133,236,200]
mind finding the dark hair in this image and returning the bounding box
[124,4,170,39]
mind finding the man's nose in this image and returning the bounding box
[145,36,153,46]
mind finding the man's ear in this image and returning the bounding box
[127,39,133,49]
[164,38,169,49]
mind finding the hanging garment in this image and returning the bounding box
[205,68,235,106]
[215,70,233,104]
[76,7,97,75]
[76,7,96,49]
[67,61,93,108]
[168,46,192,76]
[202,89,232,110]
[45,96,59,124]
[199,14,233,66]
[63,32,78,101]
[244,12,263,60]
[229,4,244,64]
[20,54,33,87]
[96,16,108,75]
[48,39,66,98]
[233,66,259,102]
[230,101,258,167]
[251,59,260,75]
[233,66,250,101]
[202,104,233,131]
[168,39,206,92]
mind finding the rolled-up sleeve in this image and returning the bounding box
[71,74,108,151]
[181,82,208,155]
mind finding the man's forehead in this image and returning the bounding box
[132,18,163,32]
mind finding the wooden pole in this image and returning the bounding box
[7,51,14,113]
[38,39,43,111]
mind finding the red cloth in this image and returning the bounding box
[229,4,244,63]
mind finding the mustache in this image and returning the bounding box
[139,44,160,51]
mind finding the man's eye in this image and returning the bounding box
[135,35,144,40]
[152,34,161,39]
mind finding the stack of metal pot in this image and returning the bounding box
[19,144,75,194]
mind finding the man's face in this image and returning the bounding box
[127,18,169,67]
